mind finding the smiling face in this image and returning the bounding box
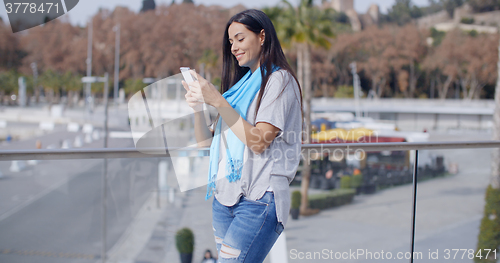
[228,22,265,73]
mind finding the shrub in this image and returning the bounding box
[468,29,478,37]
[430,27,446,46]
[340,176,351,189]
[291,190,301,209]
[351,174,363,188]
[474,185,500,263]
[308,189,356,210]
[175,228,194,254]
[334,85,354,98]
[460,17,474,24]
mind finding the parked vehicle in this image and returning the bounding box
[292,118,446,194]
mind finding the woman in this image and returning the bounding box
[201,249,217,263]
[182,9,303,262]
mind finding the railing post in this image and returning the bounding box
[410,150,418,263]
[102,72,109,263]
[157,158,161,209]
[102,158,108,263]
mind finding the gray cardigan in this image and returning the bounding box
[211,69,302,229]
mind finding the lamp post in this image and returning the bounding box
[81,74,109,147]
[142,77,162,209]
[82,73,109,263]
[86,18,93,116]
[30,62,38,104]
[113,24,120,104]
[350,62,361,119]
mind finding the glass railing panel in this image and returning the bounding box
[0,157,159,263]
[1,142,498,263]
[414,148,495,262]
[284,149,415,262]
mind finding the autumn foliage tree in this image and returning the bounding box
[0,20,23,70]
[456,32,498,100]
[0,1,498,103]
[357,26,393,98]
[423,30,498,100]
[3,3,227,103]
[392,24,428,98]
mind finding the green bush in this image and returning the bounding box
[340,176,351,189]
[291,190,301,209]
[334,85,354,98]
[308,189,355,210]
[351,174,363,188]
[430,27,446,46]
[175,228,194,254]
[123,78,147,96]
[474,185,500,263]
[460,17,474,24]
[468,29,478,37]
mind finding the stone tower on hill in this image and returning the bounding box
[324,0,379,31]
[330,0,354,13]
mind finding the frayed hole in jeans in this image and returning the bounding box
[220,243,241,259]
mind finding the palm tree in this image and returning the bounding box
[39,69,63,105]
[61,71,82,107]
[0,70,19,100]
[123,78,147,99]
[265,0,336,215]
[198,49,218,83]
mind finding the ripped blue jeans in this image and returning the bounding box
[212,191,284,262]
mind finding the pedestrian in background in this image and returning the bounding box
[201,249,217,263]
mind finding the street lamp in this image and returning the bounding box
[350,62,361,119]
[30,62,39,104]
[81,74,109,148]
[86,18,93,115]
[113,24,120,104]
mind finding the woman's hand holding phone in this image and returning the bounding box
[181,68,203,111]
[182,80,204,112]
[181,68,225,109]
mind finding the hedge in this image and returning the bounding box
[474,185,500,263]
[291,190,301,209]
[308,188,356,210]
[351,174,363,188]
[340,176,351,189]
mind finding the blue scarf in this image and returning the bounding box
[205,66,279,200]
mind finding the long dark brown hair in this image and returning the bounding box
[219,9,303,128]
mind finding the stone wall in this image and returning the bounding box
[416,3,500,30]
[472,10,500,27]
[416,10,450,28]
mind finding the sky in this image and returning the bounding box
[1,0,430,28]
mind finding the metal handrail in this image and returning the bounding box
[1,140,500,161]
[2,140,500,263]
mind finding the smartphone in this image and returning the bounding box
[180,67,196,83]
[180,67,202,102]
